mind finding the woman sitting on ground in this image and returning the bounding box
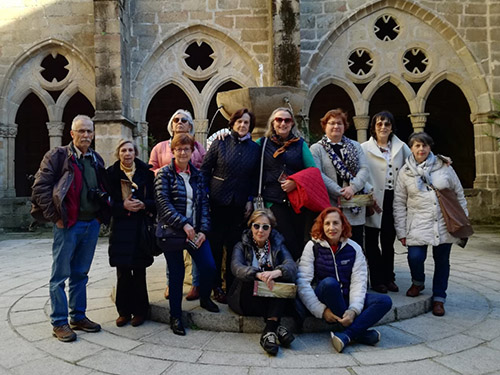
[297,207,392,353]
[228,209,297,355]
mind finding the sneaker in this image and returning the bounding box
[200,298,220,313]
[330,331,350,353]
[260,331,279,355]
[276,325,295,347]
[354,329,381,346]
[52,324,76,342]
[70,317,101,332]
[213,286,227,304]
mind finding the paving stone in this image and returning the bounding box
[203,331,264,354]
[130,343,202,363]
[34,337,104,362]
[9,355,93,375]
[104,320,169,340]
[14,321,53,342]
[11,296,48,312]
[389,314,462,341]
[270,352,357,368]
[9,309,47,326]
[199,351,271,366]
[425,333,484,354]
[165,362,247,375]
[250,368,350,375]
[0,337,47,369]
[79,331,142,351]
[434,345,500,374]
[351,359,458,375]
[351,344,441,365]
[77,350,171,374]
[465,318,500,341]
[144,328,218,349]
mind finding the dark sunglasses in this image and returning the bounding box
[274,117,293,125]
[252,223,271,231]
[173,117,189,124]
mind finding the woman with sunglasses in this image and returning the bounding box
[257,107,316,261]
[149,109,206,300]
[200,108,260,303]
[310,109,370,252]
[361,111,411,294]
[228,208,297,355]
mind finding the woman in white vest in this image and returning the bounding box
[361,111,410,294]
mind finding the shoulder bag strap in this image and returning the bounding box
[257,138,268,195]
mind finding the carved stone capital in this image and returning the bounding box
[46,121,66,137]
[0,126,18,138]
[352,116,370,130]
[136,121,149,137]
[408,113,429,132]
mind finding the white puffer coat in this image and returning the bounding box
[393,156,468,246]
[361,135,411,228]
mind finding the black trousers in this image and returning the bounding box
[350,225,364,251]
[115,267,149,317]
[365,190,396,286]
[270,202,307,261]
[239,281,286,320]
[208,203,245,291]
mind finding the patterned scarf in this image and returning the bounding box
[120,161,138,189]
[320,135,360,181]
[252,238,272,271]
[270,133,300,158]
[405,152,436,191]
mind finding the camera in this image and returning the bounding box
[88,188,110,206]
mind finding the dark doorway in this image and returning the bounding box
[62,92,95,146]
[368,82,413,146]
[425,80,475,188]
[15,93,49,197]
[146,84,194,149]
[206,81,242,136]
[308,84,356,144]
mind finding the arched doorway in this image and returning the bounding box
[308,84,356,143]
[146,84,194,149]
[425,80,475,188]
[62,92,95,146]
[15,93,49,197]
[368,82,412,145]
[206,81,242,136]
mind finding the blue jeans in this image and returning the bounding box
[166,254,200,286]
[50,219,100,326]
[164,240,216,319]
[407,243,452,303]
[315,277,392,340]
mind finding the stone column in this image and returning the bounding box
[46,121,65,149]
[0,126,17,197]
[471,112,500,190]
[135,121,149,161]
[408,113,429,133]
[352,116,370,143]
[194,119,209,149]
[93,113,134,167]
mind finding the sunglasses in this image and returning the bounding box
[252,223,271,231]
[173,117,189,124]
[274,117,293,125]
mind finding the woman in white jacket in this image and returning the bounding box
[393,132,468,317]
[297,207,392,353]
[361,111,411,294]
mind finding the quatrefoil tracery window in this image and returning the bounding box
[347,49,374,77]
[374,15,400,41]
[403,48,429,75]
[184,41,215,72]
[40,53,69,83]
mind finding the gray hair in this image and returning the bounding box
[71,115,93,130]
[264,107,300,138]
[167,109,195,137]
[407,132,434,148]
[114,139,139,160]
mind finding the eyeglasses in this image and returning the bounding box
[252,223,271,231]
[274,117,293,125]
[173,117,189,124]
[327,121,344,127]
[376,122,392,128]
[73,129,94,134]
[174,147,192,154]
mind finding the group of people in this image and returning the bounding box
[31,106,469,355]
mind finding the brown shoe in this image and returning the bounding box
[406,284,425,297]
[432,301,445,316]
[131,315,145,327]
[371,284,388,293]
[52,324,77,342]
[386,281,399,292]
[164,286,169,300]
[116,315,131,327]
[186,286,200,301]
[213,286,227,304]
[70,317,101,332]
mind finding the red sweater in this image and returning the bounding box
[287,167,330,214]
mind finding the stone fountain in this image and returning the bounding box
[216,86,308,139]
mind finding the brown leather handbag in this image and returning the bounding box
[431,185,473,238]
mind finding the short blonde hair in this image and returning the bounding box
[264,107,300,138]
[247,208,277,228]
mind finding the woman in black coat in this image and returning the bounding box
[228,209,297,355]
[107,139,155,327]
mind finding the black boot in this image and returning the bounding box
[170,317,185,336]
[200,298,219,313]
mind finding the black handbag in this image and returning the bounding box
[139,213,163,257]
[157,226,188,252]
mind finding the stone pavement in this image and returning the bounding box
[0,227,499,374]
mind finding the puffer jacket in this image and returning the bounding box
[297,238,367,318]
[201,132,260,207]
[107,158,155,268]
[154,159,210,237]
[310,139,370,226]
[228,229,297,314]
[361,135,411,228]
[393,156,468,246]
[31,143,109,228]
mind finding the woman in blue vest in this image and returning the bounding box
[257,107,316,261]
[297,206,392,353]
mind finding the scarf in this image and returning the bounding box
[120,161,138,190]
[252,237,272,271]
[270,133,300,158]
[231,130,252,142]
[320,135,360,181]
[406,152,436,191]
